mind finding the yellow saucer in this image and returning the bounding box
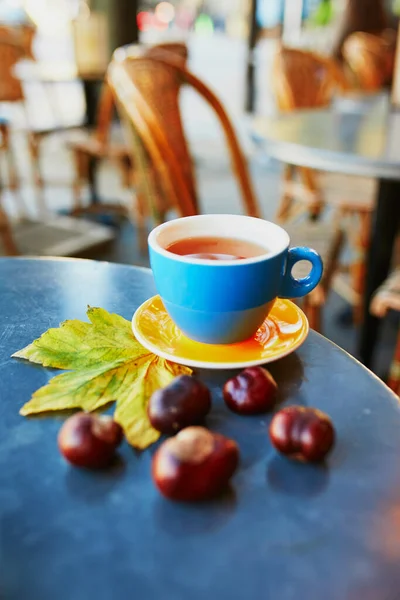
[132,295,309,370]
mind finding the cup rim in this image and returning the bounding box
[148,215,290,266]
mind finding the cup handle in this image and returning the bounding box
[279,247,323,299]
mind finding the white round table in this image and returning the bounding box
[251,93,400,368]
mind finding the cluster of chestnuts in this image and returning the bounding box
[58,367,335,502]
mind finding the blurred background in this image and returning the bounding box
[1,0,400,380]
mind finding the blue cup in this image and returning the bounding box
[148,215,323,344]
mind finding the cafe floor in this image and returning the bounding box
[1,32,398,381]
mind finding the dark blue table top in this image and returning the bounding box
[1,257,400,600]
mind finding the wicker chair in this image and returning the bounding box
[0,28,36,252]
[107,51,344,331]
[0,121,18,255]
[0,39,25,197]
[0,32,85,214]
[67,41,189,217]
[343,31,396,92]
[108,52,260,218]
[370,268,400,394]
[271,45,376,322]
[0,23,35,59]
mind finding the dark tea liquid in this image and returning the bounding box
[165,236,267,261]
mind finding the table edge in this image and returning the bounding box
[251,134,400,180]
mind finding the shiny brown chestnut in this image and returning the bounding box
[223,366,278,415]
[148,375,211,434]
[152,426,239,501]
[58,412,123,468]
[269,406,335,462]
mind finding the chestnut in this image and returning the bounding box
[148,375,211,434]
[269,406,335,462]
[58,412,123,468]
[223,366,278,415]
[152,426,239,501]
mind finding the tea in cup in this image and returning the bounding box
[148,215,323,344]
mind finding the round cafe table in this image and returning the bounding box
[250,93,400,369]
[1,257,400,600]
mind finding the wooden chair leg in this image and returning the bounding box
[0,124,27,220]
[119,156,132,189]
[6,149,18,191]
[4,136,27,219]
[350,210,372,324]
[72,181,83,211]
[71,150,89,211]
[1,124,18,191]
[28,133,46,216]
[276,164,296,222]
[303,293,322,333]
[387,329,400,394]
[0,205,18,255]
[299,167,323,220]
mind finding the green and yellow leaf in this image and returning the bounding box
[114,356,191,449]
[20,356,149,416]
[14,307,192,449]
[13,307,148,369]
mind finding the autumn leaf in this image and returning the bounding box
[114,356,191,449]
[20,357,149,416]
[13,307,147,369]
[14,307,191,448]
